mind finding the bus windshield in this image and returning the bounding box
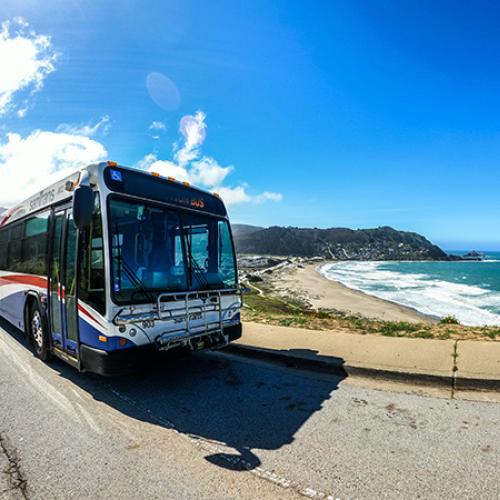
[109,197,237,303]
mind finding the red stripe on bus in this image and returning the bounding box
[0,273,106,329]
[0,207,21,228]
[78,303,106,329]
[0,274,48,289]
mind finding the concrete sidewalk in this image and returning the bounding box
[229,322,500,392]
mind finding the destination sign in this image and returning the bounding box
[104,167,227,217]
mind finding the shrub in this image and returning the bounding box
[486,330,500,340]
[414,330,434,339]
[439,315,460,325]
[379,321,420,336]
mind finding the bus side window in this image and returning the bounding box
[7,223,23,272]
[0,228,9,269]
[79,194,106,314]
[22,212,49,275]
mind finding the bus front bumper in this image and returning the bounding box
[80,323,242,376]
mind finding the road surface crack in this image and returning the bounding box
[0,431,29,499]
[451,340,459,399]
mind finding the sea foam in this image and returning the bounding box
[319,261,500,326]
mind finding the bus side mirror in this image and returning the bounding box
[73,186,94,230]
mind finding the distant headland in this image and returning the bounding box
[233,224,466,261]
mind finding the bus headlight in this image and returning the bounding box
[224,308,237,320]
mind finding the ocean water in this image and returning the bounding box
[319,252,500,326]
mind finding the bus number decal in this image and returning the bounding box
[191,199,205,209]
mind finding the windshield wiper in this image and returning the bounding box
[182,230,210,289]
[122,258,157,303]
[190,255,210,289]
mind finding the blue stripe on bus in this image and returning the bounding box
[0,289,137,352]
[78,316,137,351]
[0,291,26,329]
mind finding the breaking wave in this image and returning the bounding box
[319,261,500,326]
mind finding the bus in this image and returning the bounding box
[0,161,242,375]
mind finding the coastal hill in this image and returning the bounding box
[232,224,451,261]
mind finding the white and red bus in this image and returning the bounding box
[0,161,241,375]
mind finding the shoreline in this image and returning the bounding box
[268,260,436,324]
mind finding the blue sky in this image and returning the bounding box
[1,1,500,249]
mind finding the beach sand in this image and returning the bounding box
[268,261,435,324]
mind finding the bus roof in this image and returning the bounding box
[0,161,227,228]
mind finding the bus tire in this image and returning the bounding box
[29,302,51,362]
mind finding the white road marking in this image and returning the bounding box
[107,385,339,500]
[0,327,339,498]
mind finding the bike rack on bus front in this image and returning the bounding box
[112,288,241,350]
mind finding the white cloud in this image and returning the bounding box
[137,111,282,206]
[253,191,284,203]
[175,111,207,166]
[149,159,189,181]
[56,115,111,137]
[0,129,107,206]
[135,152,157,171]
[216,186,251,205]
[189,157,232,187]
[0,18,58,116]
[149,121,166,131]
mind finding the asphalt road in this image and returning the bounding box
[0,319,499,500]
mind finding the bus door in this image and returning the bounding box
[49,206,79,359]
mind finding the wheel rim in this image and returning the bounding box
[31,310,43,349]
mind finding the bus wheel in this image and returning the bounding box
[29,304,51,362]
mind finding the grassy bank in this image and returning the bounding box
[241,286,500,341]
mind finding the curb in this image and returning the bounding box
[455,377,500,392]
[226,344,500,393]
